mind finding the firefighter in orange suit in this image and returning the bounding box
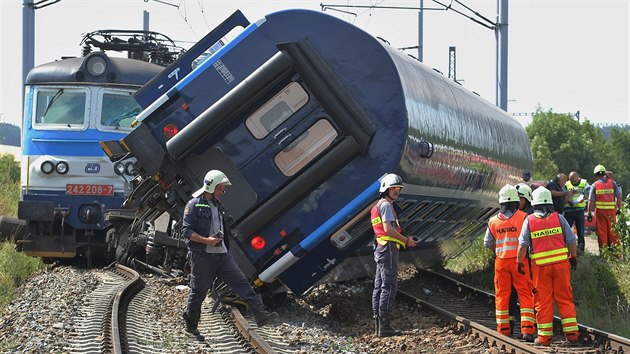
[517,187,579,347]
[587,164,622,251]
[484,185,535,342]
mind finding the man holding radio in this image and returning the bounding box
[181,170,277,341]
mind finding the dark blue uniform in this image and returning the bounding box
[182,195,262,327]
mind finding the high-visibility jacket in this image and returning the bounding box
[595,178,616,210]
[528,212,568,266]
[565,178,588,209]
[488,210,527,259]
[371,199,405,248]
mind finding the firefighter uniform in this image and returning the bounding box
[485,185,535,339]
[589,169,622,250]
[517,187,579,346]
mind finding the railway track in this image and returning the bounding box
[63,263,292,354]
[398,269,630,354]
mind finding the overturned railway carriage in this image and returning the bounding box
[103,10,532,295]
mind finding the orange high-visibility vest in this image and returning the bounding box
[595,178,616,210]
[488,210,527,259]
[528,213,568,266]
[371,199,405,248]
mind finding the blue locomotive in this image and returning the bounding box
[2,31,180,264]
[100,10,532,294]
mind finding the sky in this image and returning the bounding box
[1,0,628,128]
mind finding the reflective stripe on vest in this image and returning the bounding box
[488,210,527,259]
[565,179,588,209]
[528,212,568,266]
[371,199,405,248]
[595,179,616,210]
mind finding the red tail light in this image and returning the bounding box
[250,235,266,251]
[162,123,179,140]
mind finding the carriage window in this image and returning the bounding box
[274,119,337,176]
[101,92,142,130]
[246,82,309,139]
[34,89,86,127]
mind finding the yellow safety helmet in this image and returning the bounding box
[498,184,519,204]
[594,164,606,174]
[531,187,553,206]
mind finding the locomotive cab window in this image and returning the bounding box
[34,88,88,129]
[246,82,309,139]
[98,90,142,131]
[275,119,337,176]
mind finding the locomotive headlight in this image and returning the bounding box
[85,55,108,77]
[114,162,125,176]
[40,161,54,174]
[56,161,69,175]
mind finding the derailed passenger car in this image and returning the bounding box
[101,10,532,295]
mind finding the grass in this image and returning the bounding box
[444,230,630,337]
[0,153,19,217]
[0,154,44,312]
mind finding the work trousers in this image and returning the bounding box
[595,209,619,249]
[372,241,399,316]
[564,209,586,248]
[494,257,535,336]
[531,260,578,344]
[185,250,258,325]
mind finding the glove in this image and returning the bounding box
[517,262,525,275]
[617,209,621,216]
[587,213,593,222]
[569,257,577,271]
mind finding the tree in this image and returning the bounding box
[605,129,630,192]
[526,107,607,181]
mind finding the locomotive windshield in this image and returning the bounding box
[100,91,142,130]
[34,88,87,127]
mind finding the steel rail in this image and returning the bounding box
[110,263,142,354]
[230,306,277,354]
[410,269,630,354]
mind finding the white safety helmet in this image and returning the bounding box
[515,183,532,203]
[531,187,553,206]
[192,170,232,197]
[498,184,519,204]
[379,173,404,193]
[594,164,606,174]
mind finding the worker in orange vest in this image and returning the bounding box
[587,164,623,252]
[517,187,579,346]
[484,185,535,341]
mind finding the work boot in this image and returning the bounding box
[522,334,535,343]
[534,338,551,347]
[250,297,279,327]
[182,312,205,341]
[373,313,379,336]
[378,313,402,337]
